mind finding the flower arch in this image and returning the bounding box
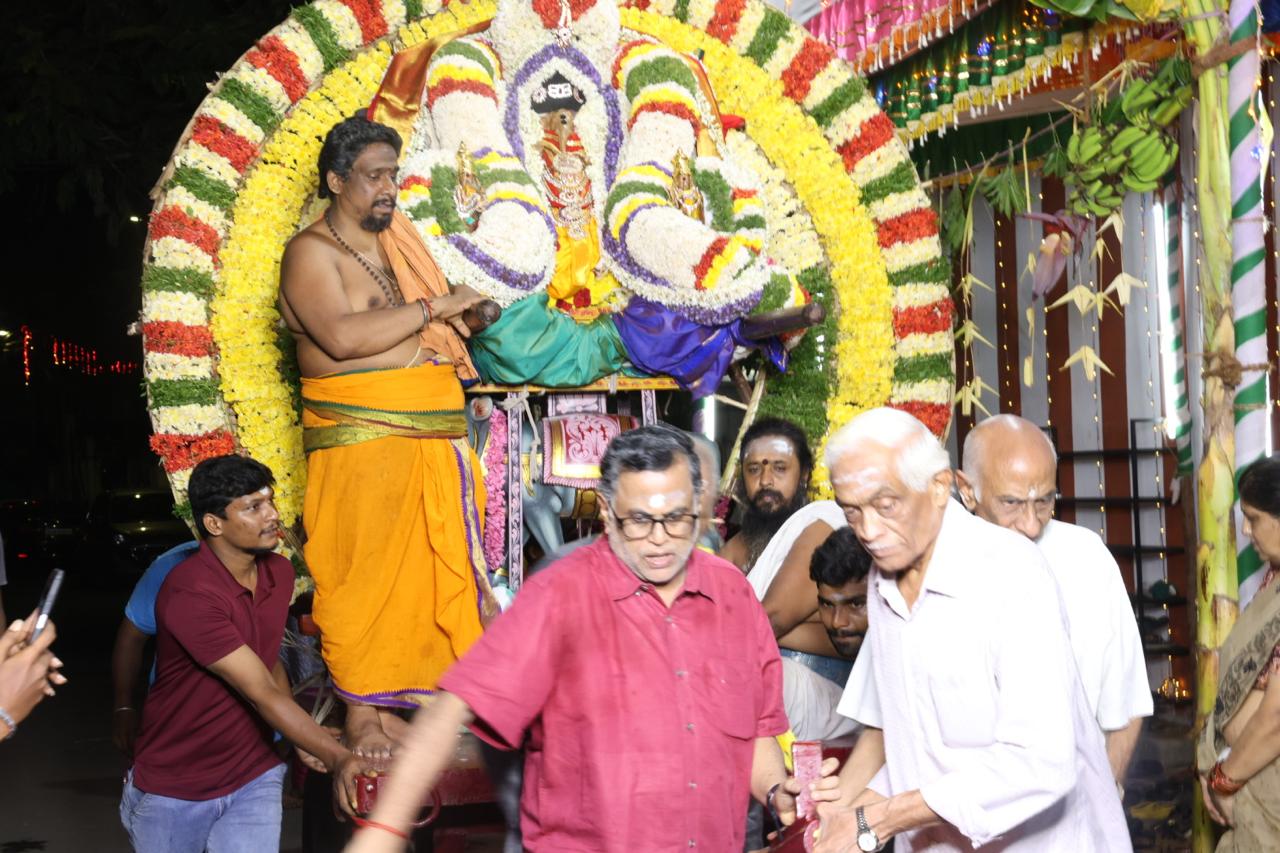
[139,0,952,522]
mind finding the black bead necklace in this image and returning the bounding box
[324,209,405,306]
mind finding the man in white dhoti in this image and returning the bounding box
[813,407,1131,853]
[956,414,1152,787]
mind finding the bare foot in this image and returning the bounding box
[378,708,412,746]
[344,704,393,768]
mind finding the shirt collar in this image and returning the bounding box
[196,540,277,597]
[872,498,970,610]
[595,538,714,603]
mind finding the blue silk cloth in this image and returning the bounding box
[468,294,632,387]
[613,297,788,399]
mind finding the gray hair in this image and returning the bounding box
[687,432,721,499]
[961,414,1057,500]
[824,407,950,493]
[598,423,702,502]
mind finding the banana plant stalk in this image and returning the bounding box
[1179,0,1238,849]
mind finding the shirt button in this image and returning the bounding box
[665,616,674,624]
[634,589,643,596]
[688,781,697,789]
[688,840,696,847]
[675,669,687,678]
[686,722,695,731]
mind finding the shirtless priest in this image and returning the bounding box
[279,115,500,758]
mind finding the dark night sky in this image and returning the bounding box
[0,1,297,498]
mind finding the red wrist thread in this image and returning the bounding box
[352,815,411,841]
[1210,761,1245,796]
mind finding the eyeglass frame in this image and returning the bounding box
[612,511,701,541]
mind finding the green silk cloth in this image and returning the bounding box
[301,399,467,454]
[467,294,634,387]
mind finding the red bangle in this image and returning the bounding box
[1209,761,1245,796]
[352,815,411,841]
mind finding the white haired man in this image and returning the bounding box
[955,414,1151,788]
[812,407,1130,852]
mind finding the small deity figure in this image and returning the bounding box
[453,142,487,231]
[668,150,704,223]
[534,71,593,242]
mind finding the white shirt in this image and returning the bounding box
[1037,519,1153,731]
[838,501,1130,851]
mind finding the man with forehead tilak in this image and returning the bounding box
[719,418,860,743]
[809,408,1129,853]
[955,415,1151,789]
[344,424,820,853]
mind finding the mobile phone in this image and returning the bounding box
[792,740,824,821]
[29,568,65,642]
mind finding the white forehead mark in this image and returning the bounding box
[254,487,271,498]
[647,489,690,510]
[831,468,880,489]
[749,438,796,457]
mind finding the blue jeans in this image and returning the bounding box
[120,763,286,853]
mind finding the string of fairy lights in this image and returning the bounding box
[16,325,139,386]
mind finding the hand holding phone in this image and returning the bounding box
[29,569,64,643]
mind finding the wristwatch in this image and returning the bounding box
[855,805,881,852]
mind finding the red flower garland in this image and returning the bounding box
[707,0,747,44]
[191,115,258,174]
[876,207,938,250]
[892,301,952,338]
[692,236,730,290]
[613,39,656,87]
[150,431,238,473]
[835,112,894,172]
[142,321,216,357]
[629,100,699,133]
[427,78,497,107]
[400,175,431,191]
[247,36,310,104]
[532,0,599,30]
[150,207,222,261]
[338,0,389,43]
[891,401,951,437]
[780,39,834,103]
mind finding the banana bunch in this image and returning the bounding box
[1064,124,1126,218]
[1060,56,1191,218]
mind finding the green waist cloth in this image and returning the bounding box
[302,399,467,454]
[468,294,638,387]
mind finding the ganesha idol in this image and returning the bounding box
[374,0,818,396]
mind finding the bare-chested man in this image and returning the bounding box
[280,115,499,759]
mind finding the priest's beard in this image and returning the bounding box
[740,488,808,571]
[361,210,394,232]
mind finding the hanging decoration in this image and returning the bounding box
[15,325,140,385]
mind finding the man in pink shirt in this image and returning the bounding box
[345,423,802,852]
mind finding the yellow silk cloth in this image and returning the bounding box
[302,363,496,707]
[378,210,479,382]
[548,221,618,321]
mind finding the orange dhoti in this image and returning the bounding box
[302,363,497,708]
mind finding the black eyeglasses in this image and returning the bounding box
[617,513,699,541]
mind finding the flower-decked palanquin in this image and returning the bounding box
[382,0,810,396]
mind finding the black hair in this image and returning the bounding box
[738,416,814,476]
[809,526,872,588]
[1239,454,1280,517]
[316,114,403,199]
[598,423,702,503]
[188,455,276,538]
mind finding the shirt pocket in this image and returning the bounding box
[701,657,758,739]
[926,655,996,748]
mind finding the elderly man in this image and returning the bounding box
[345,424,812,852]
[815,407,1129,852]
[956,414,1152,786]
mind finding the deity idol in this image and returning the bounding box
[381,0,811,395]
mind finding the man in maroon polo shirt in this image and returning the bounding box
[346,423,810,853]
[120,455,364,853]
